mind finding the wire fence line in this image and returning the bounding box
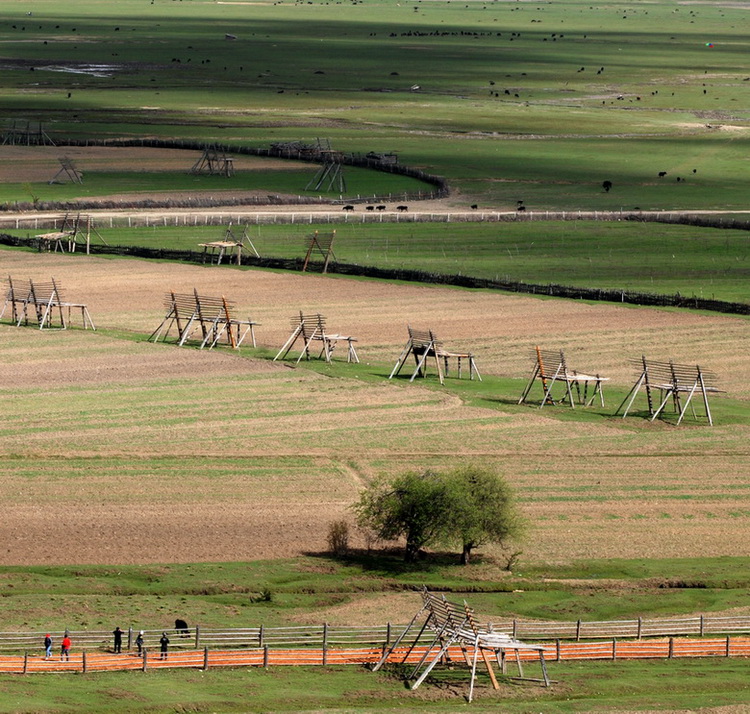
[1,615,748,655]
[0,637,748,675]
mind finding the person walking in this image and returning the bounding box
[60,634,71,661]
[113,626,123,654]
[159,632,169,660]
[135,630,144,655]
[44,634,52,660]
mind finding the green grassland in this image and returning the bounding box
[6,219,749,302]
[0,0,749,209]
[3,167,431,204]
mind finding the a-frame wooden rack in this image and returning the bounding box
[189,146,234,176]
[372,589,551,703]
[302,230,336,273]
[35,214,107,255]
[149,289,257,349]
[49,156,83,184]
[274,311,359,364]
[199,224,260,266]
[518,346,608,408]
[615,356,720,425]
[389,325,481,385]
[1,276,95,330]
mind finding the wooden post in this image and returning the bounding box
[259,624,264,648]
[203,647,209,670]
[512,620,518,639]
[194,625,200,649]
[23,652,28,674]
[576,620,582,642]
[637,617,642,640]
[386,622,391,647]
[83,651,87,673]
[612,638,617,660]
[668,638,674,659]
[263,644,269,668]
[726,635,731,657]
[128,627,133,651]
[322,622,328,665]
[142,649,148,672]
[699,615,705,637]
[555,639,561,662]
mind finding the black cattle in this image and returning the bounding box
[365,205,375,211]
[602,180,613,192]
[175,619,189,637]
[376,205,386,211]
[517,205,526,212]
[396,205,408,212]
[658,171,667,177]
[470,204,478,210]
[342,204,355,211]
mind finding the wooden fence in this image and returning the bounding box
[0,614,748,655]
[0,637,747,675]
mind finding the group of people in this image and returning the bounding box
[43,628,171,660]
[43,632,71,661]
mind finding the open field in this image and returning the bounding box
[1,0,749,709]
[0,249,748,570]
[6,217,747,302]
[0,0,750,209]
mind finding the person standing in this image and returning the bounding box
[135,630,144,655]
[60,634,71,661]
[159,632,169,660]
[113,626,123,654]
[44,634,52,660]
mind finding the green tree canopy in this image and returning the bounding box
[441,465,525,565]
[353,465,524,564]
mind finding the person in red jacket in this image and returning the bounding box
[60,634,71,661]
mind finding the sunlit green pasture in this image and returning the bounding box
[8,220,747,302]
[0,0,749,208]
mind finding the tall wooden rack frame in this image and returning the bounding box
[518,346,608,409]
[301,230,336,273]
[274,311,359,364]
[372,588,550,703]
[389,325,481,385]
[149,289,257,349]
[615,356,720,425]
[1,276,95,330]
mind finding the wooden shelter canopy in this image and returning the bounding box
[372,588,550,702]
[389,325,481,385]
[149,289,257,349]
[274,312,359,364]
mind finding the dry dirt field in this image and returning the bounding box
[0,250,748,567]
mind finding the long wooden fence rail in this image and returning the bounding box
[1,614,748,656]
[0,638,748,676]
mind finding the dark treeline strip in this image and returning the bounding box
[1,234,747,316]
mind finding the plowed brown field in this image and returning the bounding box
[0,250,748,566]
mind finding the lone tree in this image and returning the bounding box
[354,466,524,564]
[441,466,525,565]
[354,470,453,563]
